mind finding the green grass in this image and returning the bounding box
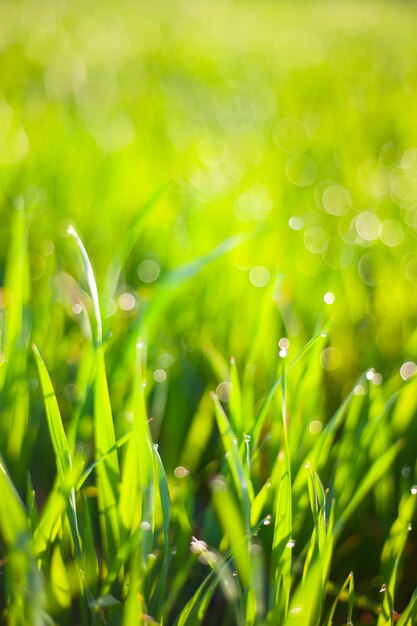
[1,0,417,624]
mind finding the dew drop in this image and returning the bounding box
[320,331,327,338]
[411,486,417,495]
[305,461,310,469]
[244,434,251,443]
[153,443,159,451]
[140,521,151,531]
[323,291,336,305]
[153,368,167,383]
[174,466,189,478]
[379,584,387,593]
[408,522,412,532]
[263,514,272,526]
[278,337,290,350]
[400,361,417,381]
[286,539,296,549]
[366,368,376,381]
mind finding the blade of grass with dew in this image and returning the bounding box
[347,570,355,626]
[377,492,417,626]
[250,478,272,528]
[68,225,121,566]
[269,360,292,622]
[175,543,237,626]
[323,572,353,626]
[211,393,251,533]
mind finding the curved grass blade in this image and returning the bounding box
[67,225,102,346]
[323,572,352,626]
[32,344,81,558]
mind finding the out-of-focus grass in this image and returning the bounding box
[1,0,417,624]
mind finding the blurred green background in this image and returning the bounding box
[1,0,417,468]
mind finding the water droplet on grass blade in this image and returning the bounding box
[286,539,296,548]
[140,521,151,531]
[354,384,366,396]
[309,420,322,434]
[263,514,272,526]
[279,337,290,350]
[190,537,208,554]
[400,361,417,381]
[323,291,336,304]
[379,584,387,593]
[411,485,417,495]
[153,368,167,383]
[366,368,376,381]
[216,381,232,402]
[174,466,189,478]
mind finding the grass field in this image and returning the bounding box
[1,0,417,624]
